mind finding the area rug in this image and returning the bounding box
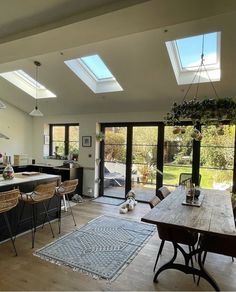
[34,215,155,281]
[92,196,125,206]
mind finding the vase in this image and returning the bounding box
[2,163,14,180]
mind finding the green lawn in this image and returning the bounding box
[163,165,233,189]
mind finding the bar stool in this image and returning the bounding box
[18,181,57,248]
[56,179,78,234]
[0,189,20,255]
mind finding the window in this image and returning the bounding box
[166,32,221,85]
[49,124,79,159]
[64,54,123,93]
[200,125,235,190]
[0,70,56,98]
[80,55,114,80]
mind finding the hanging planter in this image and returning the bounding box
[165,97,236,126]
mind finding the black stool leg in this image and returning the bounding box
[42,201,54,238]
[66,194,77,227]
[14,201,25,242]
[57,196,62,234]
[41,199,51,229]
[4,212,17,256]
[31,204,37,248]
[153,240,165,272]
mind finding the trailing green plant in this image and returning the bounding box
[165,97,236,126]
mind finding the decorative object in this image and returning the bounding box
[29,61,43,117]
[165,34,236,140]
[96,131,105,142]
[34,215,155,281]
[120,190,137,214]
[2,163,14,180]
[93,197,125,206]
[82,136,92,147]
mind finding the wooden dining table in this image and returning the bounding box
[141,186,236,291]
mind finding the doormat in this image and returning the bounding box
[92,196,125,206]
[34,215,155,281]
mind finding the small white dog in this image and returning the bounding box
[120,190,138,214]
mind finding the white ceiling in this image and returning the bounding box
[0,0,236,116]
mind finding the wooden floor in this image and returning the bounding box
[0,200,236,291]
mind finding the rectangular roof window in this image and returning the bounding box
[166,32,221,85]
[80,55,114,80]
[65,54,123,93]
[0,70,56,98]
[176,32,218,69]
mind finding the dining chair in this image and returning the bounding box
[197,232,236,285]
[149,196,198,277]
[156,186,171,200]
[197,204,236,285]
[148,195,161,209]
[56,179,78,233]
[179,173,202,186]
[18,181,57,248]
[0,189,20,255]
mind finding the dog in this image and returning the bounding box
[119,190,137,214]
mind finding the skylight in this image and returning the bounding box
[0,70,56,99]
[166,32,221,85]
[15,70,46,89]
[80,55,114,80]
[64,54,123,93]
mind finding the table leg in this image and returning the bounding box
[153,242,220,291]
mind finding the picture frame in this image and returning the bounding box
[44,135,50,145]
[82,136,92,147]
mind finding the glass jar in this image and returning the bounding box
[2,164,14,180]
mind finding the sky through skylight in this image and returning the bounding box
[176,32,218,69]
[80,55,114,80]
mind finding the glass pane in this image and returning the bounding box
[80,55,114,80]
[132,126,158,196]
[176,32,218,68]
[52,142,64,156]
[69,125,79,160]
[52,126,65,141]
[163,126,193,186]
[200,125,235,190]
[103,127,127,198]
[69,126,79,141]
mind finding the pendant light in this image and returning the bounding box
[29,61,43,117]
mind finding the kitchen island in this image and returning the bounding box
[0,172,61,242]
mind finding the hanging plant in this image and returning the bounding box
[165,97,236,126]
[96,132,105,142]
[165,97,236,140]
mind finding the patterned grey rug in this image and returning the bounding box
[93,196,125,205]
[34,215,155,281]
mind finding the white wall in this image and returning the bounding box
[32,110,163,197]
[0,101,33,163]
